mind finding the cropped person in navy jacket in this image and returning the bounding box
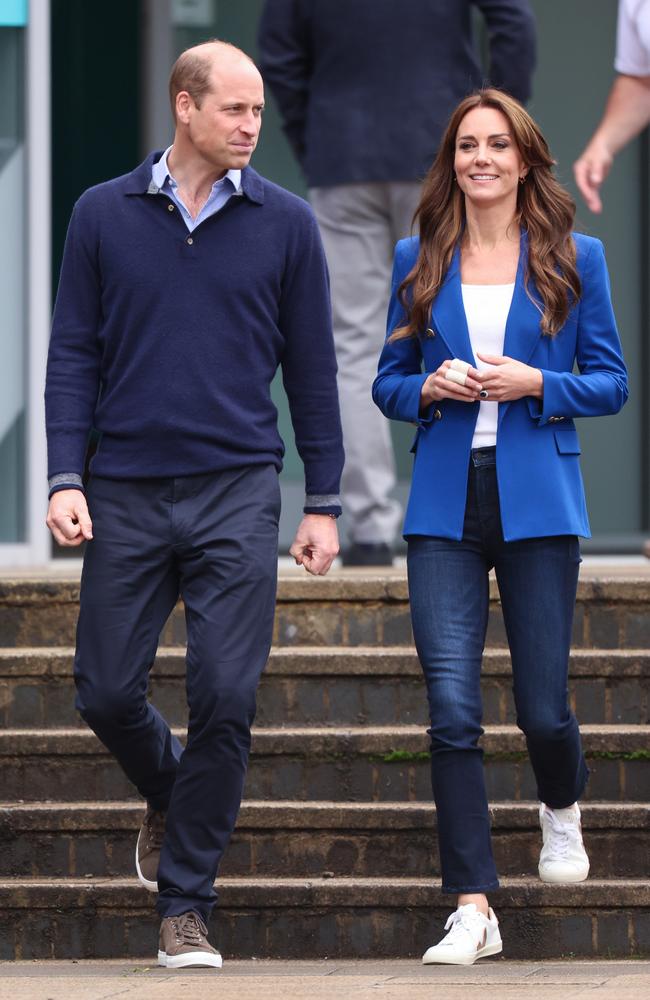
[259,0,536,566]
[373,90,627,965]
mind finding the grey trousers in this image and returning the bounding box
[310,181,421,545]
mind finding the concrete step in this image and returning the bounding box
[1,800,648,880]
[1,647,649,729]
[1,876,649,960]
[1,725,648,802]
[2,576,650,649]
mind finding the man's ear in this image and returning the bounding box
[175,91,193,125]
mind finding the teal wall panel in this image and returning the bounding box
[51,0,142,299]
[528,0,642,540]
[0,0,27,27]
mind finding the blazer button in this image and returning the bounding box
[434,409,442,420]
[426,327,435,337]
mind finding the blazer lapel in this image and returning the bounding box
[499,232,543,424]
[430,246,476,365]
[502,232,542,365]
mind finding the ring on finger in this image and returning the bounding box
[444,368,467,387]
[479,389,489,399]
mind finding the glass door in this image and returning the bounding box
[0,0,52,567]
[0,24,26,544]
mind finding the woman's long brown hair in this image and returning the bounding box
[391,89,581,341]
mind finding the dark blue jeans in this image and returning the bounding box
[74,465,280,921]
[407,447,588,894]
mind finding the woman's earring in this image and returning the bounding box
[519,175,527,184]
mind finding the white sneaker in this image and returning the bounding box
[538,802,590,883]
[422,903,502,965]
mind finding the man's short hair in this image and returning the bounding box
[168,39,255,120]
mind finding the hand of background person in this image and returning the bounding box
[420,359,483,409]
[46,489,93,547]
[573,139,613,214]
[477,354,543,401]
[289,514,339,575]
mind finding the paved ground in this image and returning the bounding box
[1,960,649,1000]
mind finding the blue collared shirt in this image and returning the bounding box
[151,146,242,232]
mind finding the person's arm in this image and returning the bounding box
[526,239,628,425]
[574,74,650,213]
[257,0,311,164]
[44,194,102,545]
[372,244,431,425]
[279,204,343,575]
[474,0,537,104]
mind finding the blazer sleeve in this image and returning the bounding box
[257,0,311,163]
[372,243,432,427]
[529,239,629,426]
[474,0,537,104]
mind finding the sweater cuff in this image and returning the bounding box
[304,493,341,518]
[48,473,85,499]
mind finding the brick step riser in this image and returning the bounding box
[3,597,650,650]
[2,901,648,960]
[1,675,648,729]
[3,754,646,802]
[2,828,648,880]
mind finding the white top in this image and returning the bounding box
[615,0,650,75]
[461,283,515,449]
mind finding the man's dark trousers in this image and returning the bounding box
[73,464,281,922]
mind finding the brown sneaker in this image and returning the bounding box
[135,805,166,891]
[158,911,222,968]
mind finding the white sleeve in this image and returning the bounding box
[615,0,650,75]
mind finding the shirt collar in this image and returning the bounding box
[124,152,263,204]
[151,145,242,195]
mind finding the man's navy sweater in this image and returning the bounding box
[45,154,344,513]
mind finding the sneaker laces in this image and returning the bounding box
[145,808,166,851]
[544,808,581,859]
[171,912,208,947]
[442,905,485,945]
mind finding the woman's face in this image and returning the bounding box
[453,106,527,210]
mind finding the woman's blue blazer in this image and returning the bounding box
[372,232,628,542]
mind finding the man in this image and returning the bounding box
[258,0,536,565]
[574,0,650,214]
[45,40,343,969]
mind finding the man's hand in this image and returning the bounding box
[46,489,93,547]
[573,138,613,214]
[477,354,543,401]
[289,514,339,576]
[573,75,650,213]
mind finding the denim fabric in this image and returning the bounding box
[74,465,280,921]
[407,447,587,894]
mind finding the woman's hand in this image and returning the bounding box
[420,359,483,410]
[477,354,543,401]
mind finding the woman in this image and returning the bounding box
[372,89,628,965]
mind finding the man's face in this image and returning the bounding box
[184,58,264,173]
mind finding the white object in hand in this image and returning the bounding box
[445,368,468,386]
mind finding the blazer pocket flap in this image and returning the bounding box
[554,429,581,455]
